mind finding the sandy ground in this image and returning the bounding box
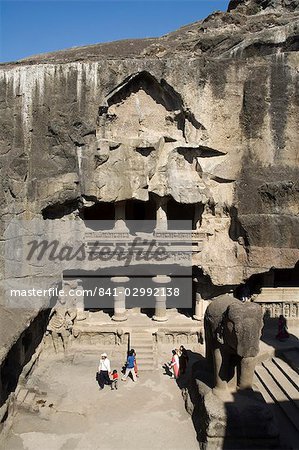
[1,346,200,450]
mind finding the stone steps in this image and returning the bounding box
[262,359,299,410]
[136,353,153,359]
[281,348,299,375]
[254,357,299,435]
[254,368,299,450]
[133,342,153,349]
[135,361,155,371]
[15,388,39,413]
[137,356,153,363]
[272,356,299,389]
[130,332,154,371]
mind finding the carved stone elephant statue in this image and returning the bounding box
[204,294,263,393]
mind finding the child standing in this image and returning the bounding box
[111,369,119,390]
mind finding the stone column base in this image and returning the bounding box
[152,314,168,322]
[193,315,202,321]
[112,314,127,322]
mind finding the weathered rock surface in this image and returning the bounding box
[0,0,298,358]
[192,379,279,449]
[184,354,279,449]
[228,0,299,14]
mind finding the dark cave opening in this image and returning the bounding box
[125,198,156,222]
[273,263,299,287]
[40,194,202,233]
[246,262,299,294]
[125,197,156,233]
[80,201,115,230]
[42,199,80,220]
[192,266,236,301]
[167,198,197,230]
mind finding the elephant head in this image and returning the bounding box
[223,302,263,358]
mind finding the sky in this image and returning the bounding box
[0,0,228,63]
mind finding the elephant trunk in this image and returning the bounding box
[236,320,261,358]
[239,356,256,389]
[226,301,263,358]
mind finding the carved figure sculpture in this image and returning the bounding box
[47,291,77,353]
[204,295,263,393]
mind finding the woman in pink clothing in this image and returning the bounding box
[169,349,180,379]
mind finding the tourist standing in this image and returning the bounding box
[97,353,111,390]
[276,315,290,341]
[179,345,189,375]
[169,349,180,379]
[121,349,137,382]
[131,348,139,378]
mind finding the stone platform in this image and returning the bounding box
[195,382,279,449]
[71,309,203,347]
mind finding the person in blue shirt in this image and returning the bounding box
[121,349,137,382]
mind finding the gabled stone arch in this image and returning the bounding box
[97,71,205,145]
[105,71,186,113]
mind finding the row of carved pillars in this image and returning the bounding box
[111,275,171,322]
[114,198,202,231]
[63,197,205,321]
[114,197,168,231]
[62,277,207,322]
[113,198,205,320]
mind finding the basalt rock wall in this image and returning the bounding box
[0,1,299,291]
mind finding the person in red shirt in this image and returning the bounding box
[111,369,119,390]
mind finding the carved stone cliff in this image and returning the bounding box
[0,0,298,296]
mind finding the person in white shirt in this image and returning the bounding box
[97,353,111,389]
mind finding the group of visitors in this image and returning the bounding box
[97,345,189,389]
[165,345,189,380]
[96,353,118,390]
[96,349,138,390]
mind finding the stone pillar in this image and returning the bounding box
[193,293,209,321]
[155,197,168,232]
[72,279,86,320]
[193,291,203,321]
[111,276,129,322]
[114,200,129,231]
[152,275,171,322]
[193,280,208,321]
[194,203,202,230]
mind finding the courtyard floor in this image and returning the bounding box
[1,320,298,450]
[1,346,200,450]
